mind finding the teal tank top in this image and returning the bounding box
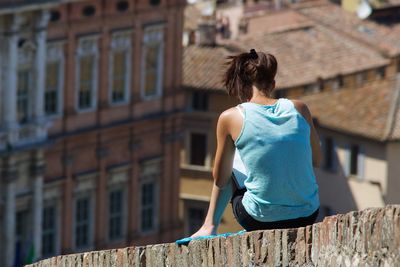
[235,98,319,222]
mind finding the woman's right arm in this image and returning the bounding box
[292,100,322,168]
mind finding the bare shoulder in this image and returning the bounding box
[290,99,313,123]
[217,107,243,138]
[219,107,241,122]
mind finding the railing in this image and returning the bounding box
[0,122,48,151]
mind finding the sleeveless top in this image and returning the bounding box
[234,98,319,222]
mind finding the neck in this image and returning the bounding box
[249,86,275,104]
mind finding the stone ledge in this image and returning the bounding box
[28,205,400,266]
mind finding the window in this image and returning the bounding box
[187,207,205,235]
[50,10,61,22]
[141,182,155,232]
[17,69,32,124]
[46,42,64,117]
[15,210,31,265]
[111,51,127,102]
[346,144,364,179]
[75,196,91,249]
[141,25,164,99]
[317,78,324,92]
[109,31,131,104]
[376,67,386,79]
[356,72,367,87]
[144,44,160,97]
[190,133,207,166]
[303,84,319,94]
[332,75,344,90]
[350,144,359,176]
[108,189,124,241]
[192,91,208,111]
[150,0,161,6]
[45,62,60,115]
[116,1,129,12]
[76,37,98,111]
[79,56,94,109]
[323,137,335,171]
[139,158,160,233]
[42,205,57,257]
[82,6,96,17]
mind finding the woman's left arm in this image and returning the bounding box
[189,109,237,237]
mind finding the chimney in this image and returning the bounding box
[196,18,216,46]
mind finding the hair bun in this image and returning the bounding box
[249,49,258,59]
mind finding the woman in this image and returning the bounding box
[191,49,321,237]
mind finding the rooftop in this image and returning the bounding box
[301,74,400,141]
[298,2,400,57]
[233,20,389,89]
[243,9,314,35]
[183,45,239,91]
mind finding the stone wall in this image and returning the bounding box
[28,205,400,266]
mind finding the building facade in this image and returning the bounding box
[0,0,186,266]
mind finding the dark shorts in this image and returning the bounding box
[230,188,319,231]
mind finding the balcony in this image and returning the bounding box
[0,122,48,151]
[0,0,61,15]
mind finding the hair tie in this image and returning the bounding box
[249,49,258,59]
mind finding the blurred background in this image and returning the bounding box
[0,0,399,266]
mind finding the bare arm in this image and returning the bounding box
[292,100,322,168]
[213,109,236,188]
[190,109,237,237]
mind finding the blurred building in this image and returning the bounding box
[181,1,400,234]
[0,0,185,266]
[297,2,400,215]
[341,0,400,23]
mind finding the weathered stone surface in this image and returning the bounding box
[28,206,400,267]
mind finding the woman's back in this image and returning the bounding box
[235,98,319,222]
[190,50,321,238]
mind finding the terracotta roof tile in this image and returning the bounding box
[298,3,400,56]
[244,10,315,34]
[301,75,400,141]
[183,45,237,90]
[233,21,389,88]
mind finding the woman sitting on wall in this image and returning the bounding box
[191,49,321,236]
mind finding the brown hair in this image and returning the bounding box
[223,49,277,102]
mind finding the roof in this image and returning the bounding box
[300,74,400,141]
[297,3,400,57]
[233,14,389,89]
[243,9,314,34]
[183,45,238,91]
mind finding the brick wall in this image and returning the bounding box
[28,205,400,266]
